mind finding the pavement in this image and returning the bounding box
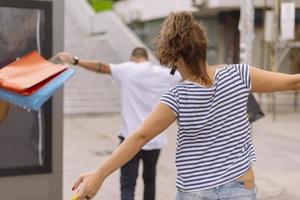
[63,93,300,200]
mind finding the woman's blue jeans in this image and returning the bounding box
[176,180,256,200]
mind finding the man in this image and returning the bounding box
[57,47,181,200]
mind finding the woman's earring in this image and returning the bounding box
[170,66,177,75]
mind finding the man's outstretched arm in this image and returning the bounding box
[55,52,111,74]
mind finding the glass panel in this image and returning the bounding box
[0,2,52,176]
[0,104,45,168]
[0,7,46,67]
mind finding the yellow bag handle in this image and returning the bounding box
[0,100,9,122]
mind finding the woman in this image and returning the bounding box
[72,11,300,200]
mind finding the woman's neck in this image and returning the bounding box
[179,64,217,87]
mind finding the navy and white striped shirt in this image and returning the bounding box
[160,64,256,191]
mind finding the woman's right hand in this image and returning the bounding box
[72,171,105,200]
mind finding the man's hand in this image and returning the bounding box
[56,52,75,64]
[52,52,112,74]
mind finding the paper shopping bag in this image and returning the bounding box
[247,93,265,123]
[0,68,75,111]
[0,51,67,96]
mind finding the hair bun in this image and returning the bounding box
[154,11,207,65]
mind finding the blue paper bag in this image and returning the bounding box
[0,68,75,111]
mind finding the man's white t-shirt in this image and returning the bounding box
[110,61,181,150]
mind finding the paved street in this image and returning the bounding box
[63,93,300,200]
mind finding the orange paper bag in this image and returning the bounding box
[0,51,67,96]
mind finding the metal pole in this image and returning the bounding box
[239,0,255,65]
[271,0,280,121]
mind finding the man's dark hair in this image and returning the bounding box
[131,47,148,59]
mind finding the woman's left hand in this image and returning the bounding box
[72,171,104,200]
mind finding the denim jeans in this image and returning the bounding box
[120,137,161,200]
[176,180,256,200]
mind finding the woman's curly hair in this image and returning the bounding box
[154,11,211,85]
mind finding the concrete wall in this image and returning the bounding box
[67,0,154,62]
[0,0,64,200]
[93,11,157,61]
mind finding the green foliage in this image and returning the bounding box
[87,0,113,12]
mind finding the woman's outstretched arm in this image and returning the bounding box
[72,103,176,200]
[250,66,300,93]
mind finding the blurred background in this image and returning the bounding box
[64,0,300,115]
[0,0,300,200]
[62,1,300,200]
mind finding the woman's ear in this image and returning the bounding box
[173,58,179,69]
[174,57,185,69]
[173,58,178,65]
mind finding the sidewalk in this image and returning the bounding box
[63,94,300,200]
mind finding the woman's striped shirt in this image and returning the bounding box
[160,64,256,192]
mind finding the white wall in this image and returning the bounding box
[93,11,156,61]
[67,0,94,33]
[67,0,156,61]
[201,0,300,9]
[114,0,197,23]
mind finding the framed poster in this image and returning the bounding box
[0,0,53,176]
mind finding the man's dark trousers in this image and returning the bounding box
[120,138,160,200]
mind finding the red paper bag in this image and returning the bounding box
[0,51,67,96]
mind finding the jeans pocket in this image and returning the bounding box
[237,180,256,190]
[225,181,257,200]
[235,181,246,189]
[176,190,214,200]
